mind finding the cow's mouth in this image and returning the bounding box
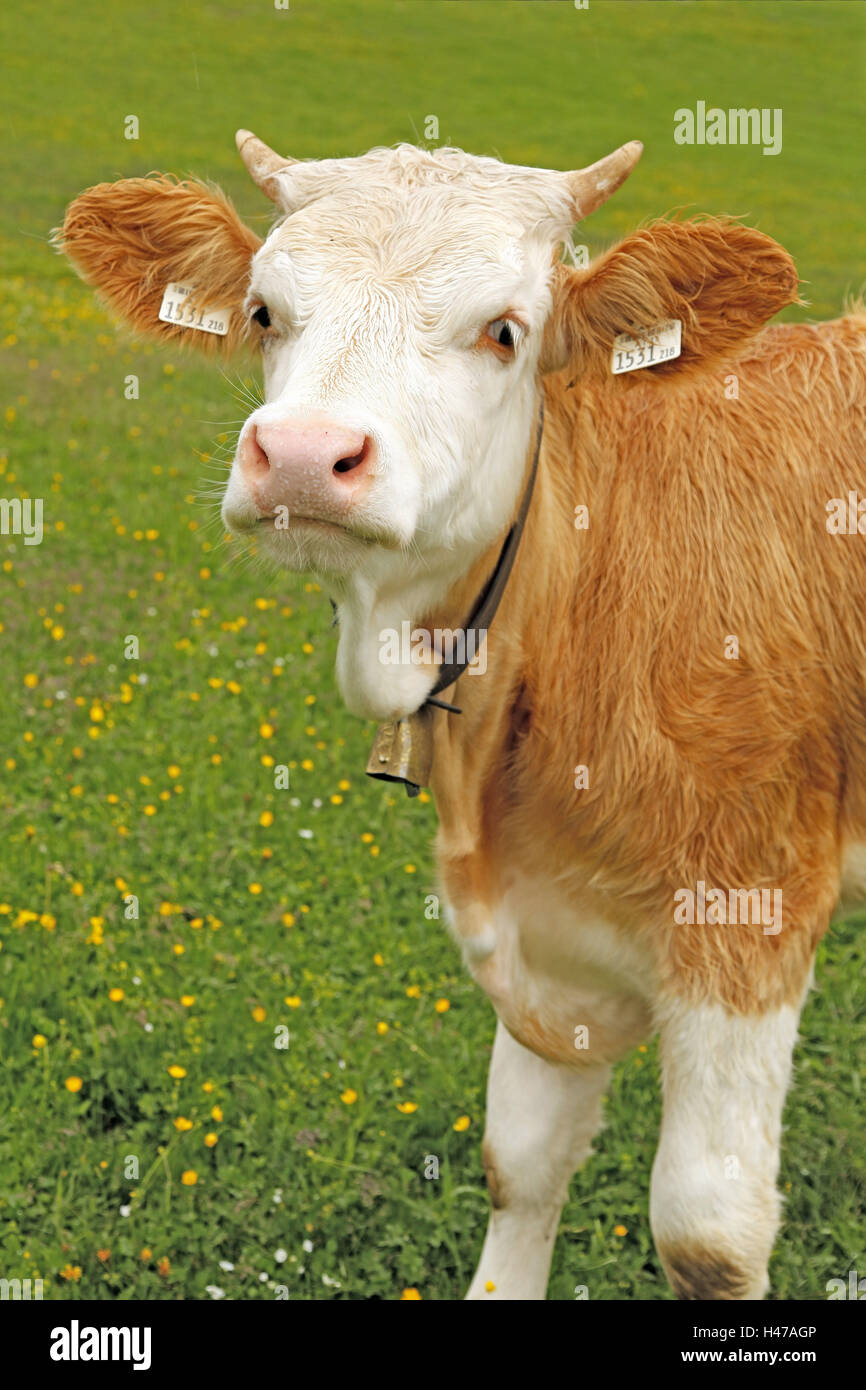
[252,512,393,548]
[255,513,346,534]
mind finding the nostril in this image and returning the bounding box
[333,436,371,476]
[240,426,271,482]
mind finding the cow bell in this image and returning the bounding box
[365,707,435,797]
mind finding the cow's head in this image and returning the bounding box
[58,135,797,719]
[222,135,644,577]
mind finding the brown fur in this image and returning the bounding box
[481,1140,505,1210]
[661,1243,753,1300]
[430,221,866,1019]
[54,176,262,356]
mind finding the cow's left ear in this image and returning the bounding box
[541,218,800,379]
[55,176,263,356]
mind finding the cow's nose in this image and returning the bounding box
[238,416,374,517]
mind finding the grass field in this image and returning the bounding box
[1,0,864,1300]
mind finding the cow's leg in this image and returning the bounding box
[650,994,803,1300]
[465,1020,611,1301]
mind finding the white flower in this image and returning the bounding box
[272,1189,283,1204]
[312,799,322,809]
[143,1022,153,1032]
[206,1285,225,1300]
[322,1274,341,1289]
[302,1239,313,1254]
[274,1248,287,1264]
[218,1260,234,1272]
[132,976,141,985]
[299,829,313,839]
[259,1271,268,1282]
[119,1205,131,1218]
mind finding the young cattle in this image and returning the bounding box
[58,133,866,1300]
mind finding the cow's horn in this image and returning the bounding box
[567,140,643,221]
[235,129,296,202]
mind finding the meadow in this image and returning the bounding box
[0,0,863,1300]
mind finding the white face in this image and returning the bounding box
[222,168,565,548]
[219,147,573,719]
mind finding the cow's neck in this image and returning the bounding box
[331,377,582,825]
[331,394,545,725]
[331,538,501,723]
[427,380,577,846]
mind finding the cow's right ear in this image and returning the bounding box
[54,176,263,356]
[541,218,800,381]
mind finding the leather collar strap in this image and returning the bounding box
[423,395,545,713]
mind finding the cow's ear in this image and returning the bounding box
[55,176,262,356]
[541,218,800,379]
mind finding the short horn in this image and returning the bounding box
[235,128,295,202]
[567,140,643,221]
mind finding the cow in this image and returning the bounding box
[57,132,866,1301]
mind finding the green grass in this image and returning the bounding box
[0,0,864,1300]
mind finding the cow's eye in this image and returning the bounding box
[484,317,522,356]
[252,304,271,329]
[489,319,514,348]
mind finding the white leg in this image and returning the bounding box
[466,1020,611,1301]
[650,996,802,1300]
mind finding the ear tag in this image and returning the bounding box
[158,282,230,336]
[612,318,681,374]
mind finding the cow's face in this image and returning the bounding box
[222,187,548,578]
[219,139,640,592]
